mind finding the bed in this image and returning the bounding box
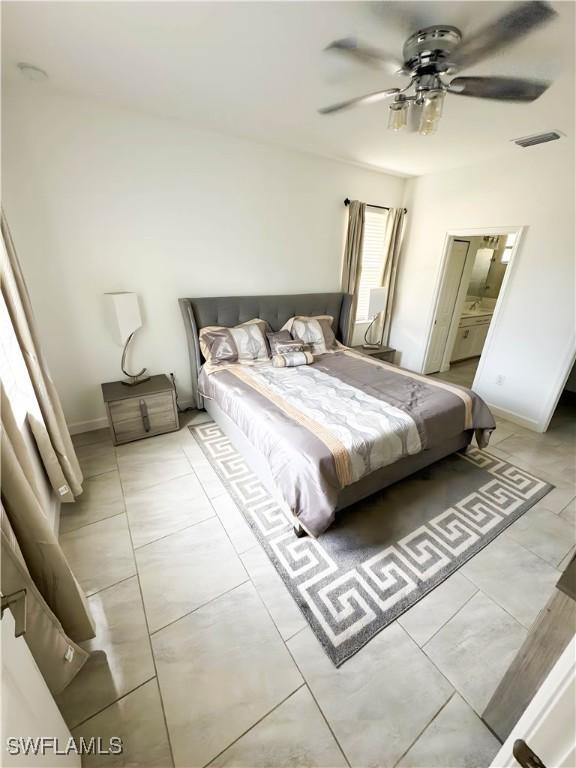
[179,292,495,537]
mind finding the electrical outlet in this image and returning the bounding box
[496,375,505,386]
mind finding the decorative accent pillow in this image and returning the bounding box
[267,330,307,355]
[266,330,294,355]
[281,315,337,355]
[199,319,270,365]
[272,351,314,368]
[276,339,306,354]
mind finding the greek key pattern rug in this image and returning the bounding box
[191,422,552,666]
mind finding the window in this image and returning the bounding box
[355,207,388,322]
[501,233,517,264]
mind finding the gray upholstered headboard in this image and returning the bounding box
[179,292,352,408]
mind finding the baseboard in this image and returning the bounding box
[486,403,542,433]
[67,416,108,435]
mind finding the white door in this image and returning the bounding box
[424,239,470,374]
[491,638,576,768]
[1,608,80,767]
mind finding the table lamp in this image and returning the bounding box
[363,287,387,349]
[104,292,150,386]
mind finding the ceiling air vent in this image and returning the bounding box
[512,131,563,148]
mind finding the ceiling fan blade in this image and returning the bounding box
[448,76,550,102]
[325,38,405,74]
[318,88,400,115]
[450,1,557,71]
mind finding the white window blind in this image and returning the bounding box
[355,207,388,322]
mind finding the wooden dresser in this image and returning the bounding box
[101,374,179,445]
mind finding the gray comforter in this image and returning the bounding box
[198,349,495,536]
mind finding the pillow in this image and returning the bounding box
[199,319,270,365]
[272,351,314,368]
[266,330,294,355]
[276,339,307,354]
[281,315,337,355]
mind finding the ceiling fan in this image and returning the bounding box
[319,1,557,135]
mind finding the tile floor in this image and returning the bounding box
[433,357,480,388]
[58,397,576,768]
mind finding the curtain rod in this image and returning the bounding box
[344,198,407,214]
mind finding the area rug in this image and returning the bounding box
[190,422,553,666]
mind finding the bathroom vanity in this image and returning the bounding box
[451,309,493,362]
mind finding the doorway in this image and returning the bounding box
[422,227,523,387]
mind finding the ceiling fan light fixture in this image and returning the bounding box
[418,89,445,135]
[388,100,408,131]
[319,1,556,137]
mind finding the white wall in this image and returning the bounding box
[2,87,406,430]
[391,139,575,430]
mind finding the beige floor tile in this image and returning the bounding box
[397,693,500,768]
[72,680,172,768]
[288,622,453,768]
[60,514,135,596]
[484,446,510,461]
[542,485,576,514]
[60,470,125,534]
[209,686,347,768]
[489,421,519,447]
[76,441,117,479]
[193,460,228,500]
[241,546,306,641]
[72,427,112,448]
[433,359,479,389]
[486,444,565,489]
[505,438,574,476]
[558,544,576,571]
[560,496,576,524]
[180,433,208,466]
[125,472,214,549]
[505,504,576,567]
[211,493,258,554]
[56,578,155,728]
[398,572,477,647]
[180,410,212,428]
[461,536,559,628]
[152,582,302,768]
[136,518,248,633]
[424,592,526,715]
[116,434,192,494]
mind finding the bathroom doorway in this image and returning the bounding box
[422,227,523,388]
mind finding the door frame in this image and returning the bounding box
[421,225,527,388]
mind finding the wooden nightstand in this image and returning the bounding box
[352,345,396,363]
[101,374,179,446]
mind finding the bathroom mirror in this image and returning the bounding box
[466,235,510,301]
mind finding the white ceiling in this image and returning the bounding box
[2,1,574,176]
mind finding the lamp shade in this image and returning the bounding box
[368,287,387,318]
[104,292,142,346]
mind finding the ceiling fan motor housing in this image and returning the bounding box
[402,26,462,75]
